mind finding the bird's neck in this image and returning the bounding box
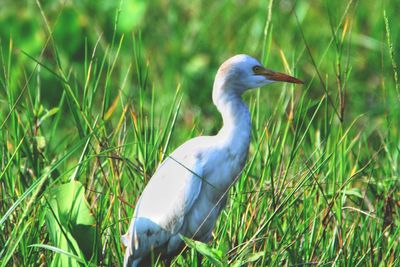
[212,82,251,150]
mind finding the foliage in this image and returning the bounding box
[0,0,399,266]
[45,181,98,266]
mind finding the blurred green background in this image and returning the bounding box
[1,0,399,133]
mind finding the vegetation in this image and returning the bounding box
[0,0,399,266]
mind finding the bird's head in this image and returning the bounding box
[214,54,303,95]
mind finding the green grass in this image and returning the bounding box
[0,0,399,266]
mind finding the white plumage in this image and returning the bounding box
[123,54,302,266]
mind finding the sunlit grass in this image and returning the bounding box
[0,0,399,266]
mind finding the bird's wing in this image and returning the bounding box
[123,145,203,259]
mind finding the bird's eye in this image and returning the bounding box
[253,66,262,73]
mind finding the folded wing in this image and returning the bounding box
[123,151,203,263]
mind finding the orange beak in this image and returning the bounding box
[256,67,303,84]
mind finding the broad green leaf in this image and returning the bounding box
[231,251,264,267]
[181,235,225,267]
[45,181,98,266]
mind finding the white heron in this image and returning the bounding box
[122,54,303,266]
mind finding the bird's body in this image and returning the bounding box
[123,54,302,266]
